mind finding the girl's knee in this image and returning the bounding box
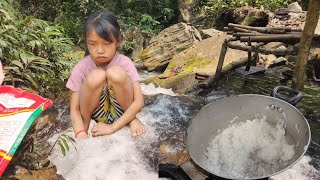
[106,66,128,84]
[84,69,106,89]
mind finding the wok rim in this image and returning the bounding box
[184,94,311,180]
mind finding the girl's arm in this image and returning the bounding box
[111,82,144,131]
[70,91,87,136]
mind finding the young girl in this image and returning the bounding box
[66,11,146,138]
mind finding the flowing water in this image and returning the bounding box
[48,84,205,180]
[49,66,320,179]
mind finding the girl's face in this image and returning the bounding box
[86,30,119,67]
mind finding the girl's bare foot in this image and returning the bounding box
[75,131,88,139]
[129,118,147,137]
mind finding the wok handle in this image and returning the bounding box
[158,163,191,180]
[271,86,303,106]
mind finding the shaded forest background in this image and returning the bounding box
[0,0,310,101]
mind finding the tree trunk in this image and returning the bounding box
[292,0,320,90]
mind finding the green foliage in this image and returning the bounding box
[48,130,77,157]
[18,0,179,48]
[0,0,75,99]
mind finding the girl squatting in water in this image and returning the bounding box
[66,11,147,138]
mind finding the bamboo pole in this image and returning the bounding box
[228,23,293,33]
[226,42,297,56]
[207,39,229,89]
[240,34,304,43]
[292,0,320,90]
[245,40,252,71]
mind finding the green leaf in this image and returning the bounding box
[65,129,73,133]
[29,65,50,72]
[0,9,11,20]
[29,33,40,40]
[20,52,28,65]
[11,78,24,82]
[5,66,21,74]
[24,73,39,88]
[0,39,7,48]
[4,34,18,43]
[27,40,42,50]
[58,140,66,156]
[62,134,76,143]
[44,31,62,37]
[11,60,24,69]
[61,138,69,152]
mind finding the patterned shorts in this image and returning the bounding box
[91,87,124,124]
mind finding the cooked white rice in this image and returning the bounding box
[205,116,295,178]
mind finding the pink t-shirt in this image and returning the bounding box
[66,53,140,91]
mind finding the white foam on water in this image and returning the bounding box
[139,71,159,81]
[271,156,320,180]
[205,116,295,178]
[49,118,158,180]
[140,83,177,96]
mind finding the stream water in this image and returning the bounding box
[48,67,320,179]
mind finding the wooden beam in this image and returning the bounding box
[226,42,297,56]
[228,23,294,33]
[240,34,303,43]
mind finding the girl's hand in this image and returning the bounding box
[91,122,116,137]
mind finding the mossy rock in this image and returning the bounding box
[241,10,269,26]
[142,33,247,94]
[142,56,213,94]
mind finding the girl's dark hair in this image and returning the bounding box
[84,11,120,56]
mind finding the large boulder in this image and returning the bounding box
[142,32,247,94]
[138,23,202,71]
[178,0,206,26]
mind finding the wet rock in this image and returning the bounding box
[178,0,206,27]
[159,142,177,156]
[138,22,202,71]
[200,28,224,39]
[263,42,287,50]
[268,57,288,69]
[161,150,190,166]
[288,2,303,12]
[259,54,288,69]
[313,60,320,81]
[14,165,31,174]
[14,166,64,180]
